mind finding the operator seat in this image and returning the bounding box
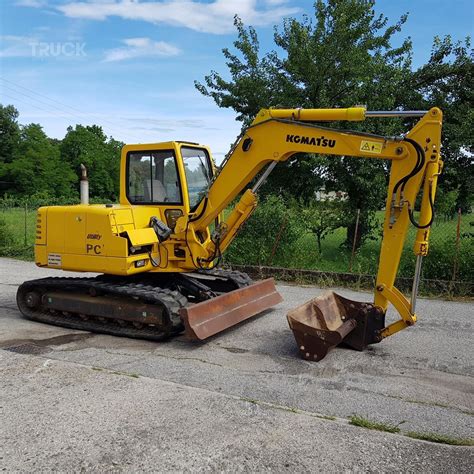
[145,179,167,202]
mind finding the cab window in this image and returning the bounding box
[127,150,181,204]
[181,147,212,210]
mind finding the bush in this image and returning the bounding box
[225,194,304,265]
[399,237,473,281]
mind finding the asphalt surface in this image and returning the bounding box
[0,257,473,472]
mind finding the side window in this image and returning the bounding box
[163,156,180,202]
[128,153,151,203]
[128,150,181,204]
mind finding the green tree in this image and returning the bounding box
[434,187,459,221]
[0,104,21,191]
[61,125,122,200]
[0,117,77,199]
[196,1,413,247]
[0,104,20,165]
[301,198,347,254]
[402,36,473,212]
[16,123,76,198]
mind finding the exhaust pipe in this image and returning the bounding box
[80,163,89,205]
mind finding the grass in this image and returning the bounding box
[349,415,474,445]
[316,414,337,421]
[406,431,474,446]
[0,207,37,259]
[239,402,473,447]
[349,415,402,434]
[111,370,140,378]
[240,397,258,405]
[404,398,449,409]
[91,367,139,378]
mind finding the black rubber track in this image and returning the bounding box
[17,277,188,341]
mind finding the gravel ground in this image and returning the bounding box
[0,257,472,472]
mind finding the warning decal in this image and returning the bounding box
[48,253,62,266]
[360,140,383,154]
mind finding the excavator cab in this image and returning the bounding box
[124,143,214,225]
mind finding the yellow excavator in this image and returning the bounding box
[17,106,443,361]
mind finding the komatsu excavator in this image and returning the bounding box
[17,107,443,361]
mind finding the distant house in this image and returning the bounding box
[315,188,347,201]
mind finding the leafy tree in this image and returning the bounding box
[0,104,21,192]
[0,105,123,202]
[13,123,76,198]
[0,104,20,165]
[60,125,122,200]
[301,198,347,254]
[196,1,413,247]
[0,117,77,198]
[402,36,473,212]
[434,187,459,221]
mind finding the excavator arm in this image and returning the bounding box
[177,107,443,352]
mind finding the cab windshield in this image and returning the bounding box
[181,147,212,210]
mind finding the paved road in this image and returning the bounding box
[0,258,472,472]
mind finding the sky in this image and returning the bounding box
[0,0,473,160]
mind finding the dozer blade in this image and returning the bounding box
[287,291,385,361]
[181,278,283,340]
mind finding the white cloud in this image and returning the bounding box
[264,0,290,5]
[104,37,181,61]
[15,0,47,7]
[127,117,207,129]
[0,35,38,58]
[53,0,300,34]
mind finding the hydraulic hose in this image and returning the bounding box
[391,137,434,228]
[392,138,425,197]
[408,180,435,229]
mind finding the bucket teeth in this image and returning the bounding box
[181,278,282,340]
[287,291,385,361]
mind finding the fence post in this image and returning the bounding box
[451,208,462,281]
[267,216,288,266]
[348,208,360,273]
[24,203,28,246]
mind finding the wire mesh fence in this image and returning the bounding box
[0,203,472,293]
